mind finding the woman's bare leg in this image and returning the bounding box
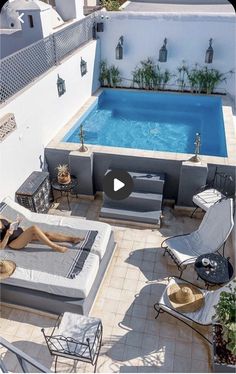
[43,232,83,244]
[8,226,67,252]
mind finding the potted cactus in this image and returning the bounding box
[213,281,236,372]
[56,164,71,184]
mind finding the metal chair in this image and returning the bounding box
[153,277,232,344]
[42,312,103,373]
[191,166,233,218]
[161,199,234,277]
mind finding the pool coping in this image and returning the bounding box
[47,88,236,167]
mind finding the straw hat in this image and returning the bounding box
[167,283,204,313]
[0,260,16,280]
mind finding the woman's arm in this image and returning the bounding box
[0,229,13,250]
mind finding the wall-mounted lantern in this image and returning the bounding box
[158,38,168,63]
[57,74,66,97]
[92,22,96,40]
[97,22,104,32]
[80,58,87,76]
[205,38,214,64]
[115,36,124,60]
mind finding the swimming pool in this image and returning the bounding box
[64,89,227,157]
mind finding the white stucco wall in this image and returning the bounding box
[0,40,100,201]
[55,0,84,21]
[99,12,236,102]
[0,0,84,58]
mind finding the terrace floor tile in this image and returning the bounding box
[1,197,229,372]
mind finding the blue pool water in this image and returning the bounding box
[64,89,227,157]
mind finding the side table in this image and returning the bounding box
[16,171,52,213]
[51,176,78,210]
[194,253,234,288]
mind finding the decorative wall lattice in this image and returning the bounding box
[0,113,17,141]
[53,15,94,62]
[0,14,95,103]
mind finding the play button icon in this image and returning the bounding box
[114,178,125,192]
[103,170,134,200]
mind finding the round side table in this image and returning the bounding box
[51,176,78,210]
[194,253,234,288]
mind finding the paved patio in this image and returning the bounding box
[1,195,233,372]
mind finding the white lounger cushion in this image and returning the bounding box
[1,196,111,260]
[0,196,113,298]
[159,277,231,325]
[165,199,234,266]
[192,188,225,211]
[2,250,100,299]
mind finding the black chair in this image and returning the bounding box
[42,312,103,373]
[153,277,232,344]
[191,167,233,218]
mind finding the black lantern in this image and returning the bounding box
[97,22,104,32]
[115,36,124,60]
[205,38,214,64]
[158,38,168,63]
[80,58,87,76]
[92,22,96,40]
[57,74,66,97]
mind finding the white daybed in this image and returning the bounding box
[0,197,116,315]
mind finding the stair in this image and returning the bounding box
[129,172,165,194]
[104,191,163,211]
[100,171,165,228]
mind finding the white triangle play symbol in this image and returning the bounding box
[114,178,125,192]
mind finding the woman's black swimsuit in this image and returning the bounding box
[0,218,24,244]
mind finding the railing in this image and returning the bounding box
[0,14,95,103]
[0,337,51,372]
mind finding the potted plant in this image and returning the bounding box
[56,164,71,184]
[213,281,236,372]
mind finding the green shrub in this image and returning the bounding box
[176,60,188,91]
[186,64,233,94]
[101,0,121,11]
[99,60,110,87]
[99,61,122,88]
[132,58,171,90]
[110,65,122,87]
[214,281,236,355]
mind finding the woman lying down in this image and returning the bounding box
[0,216,82,253]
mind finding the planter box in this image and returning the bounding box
[213,323,236,373]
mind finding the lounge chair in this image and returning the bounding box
[153,277,231,344]
[161,198,234,277]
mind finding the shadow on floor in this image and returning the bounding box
[1,340,53,372]
[107,283,168,362]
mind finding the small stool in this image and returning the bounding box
[42,312,103,372]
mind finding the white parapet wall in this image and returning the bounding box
[55,0,84,21]
[98,11,236,102]
[0,39,100,202]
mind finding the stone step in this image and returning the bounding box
[100,206,162,227]
[129,171,165,194]
[105,170,165,194]
[103,191,163,211]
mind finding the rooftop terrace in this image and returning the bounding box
[122,0,235,13]
[0,195,234,373]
